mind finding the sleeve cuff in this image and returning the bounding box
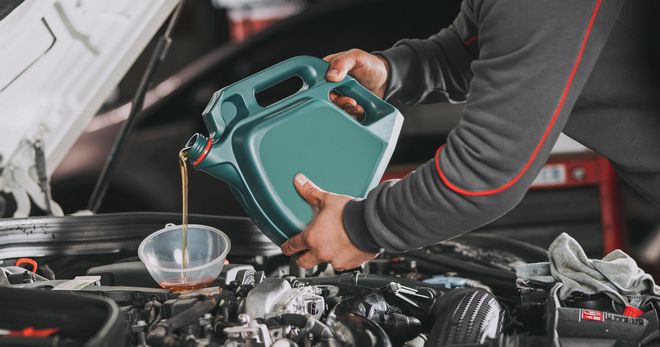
[342,199,383,254]
[373,44,415,101]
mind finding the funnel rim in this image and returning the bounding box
[137,223,231,274]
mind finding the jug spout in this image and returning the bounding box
[185,133,242,188]
[186,133,213,166]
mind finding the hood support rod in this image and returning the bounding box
[87,0,185,213]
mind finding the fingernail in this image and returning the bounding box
[328,69,339,78]
[295,173,309,186]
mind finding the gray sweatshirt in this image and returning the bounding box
[343,0,660,253]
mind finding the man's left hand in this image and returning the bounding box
[280,174,378,270]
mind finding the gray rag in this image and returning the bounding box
[516,233,660,307]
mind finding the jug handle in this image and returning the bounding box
[228,56,330,109]
[204,56,400,141]
[203,56,330,141]
[317,78,398,124]
[305,77,403,143]
[231,55,400,127]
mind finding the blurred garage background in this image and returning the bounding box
[27,0,658,275]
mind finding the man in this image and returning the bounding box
[281,0,660,270]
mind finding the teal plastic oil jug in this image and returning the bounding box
[185,56,403,245]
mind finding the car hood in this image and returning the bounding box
[0,0,179,217]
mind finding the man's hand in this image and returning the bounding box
[280,174,378,270]
[324,49,390,116]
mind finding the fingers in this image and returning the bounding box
[325,50,360,82]
[334,95,357,109]
[296,251,322,269]
[280,233,309,256]
[330,92,356,109]
[293,174,326,208]
[345,104,365,117]
[329,93,365,118]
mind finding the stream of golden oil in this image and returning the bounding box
[178,149,189,271]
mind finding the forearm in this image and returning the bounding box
[343,159,525,253]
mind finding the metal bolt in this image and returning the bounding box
[238,313,250,324]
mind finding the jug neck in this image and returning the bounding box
[186,133,213,166]
[185,133,242,188]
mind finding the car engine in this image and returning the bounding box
[2,262,505,347]
[0,230,658,347]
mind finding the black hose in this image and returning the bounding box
[407,251,517,282]
[454,233,548,261]
[412,259,517,290]
[425,288,503,347]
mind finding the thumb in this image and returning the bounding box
[326,53,357,82]
[293,173,326,208]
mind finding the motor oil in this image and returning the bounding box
[159,278,216,293]
[185,56,403,245]
[178,149,189,270]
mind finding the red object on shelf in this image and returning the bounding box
[220,1,303,42]
[382,154,626,254]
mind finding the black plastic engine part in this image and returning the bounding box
[333,313,392,347]
[162,297,200,318]
[331,291,391,319]
[556,307,648,346]
[516,287,549,335]
[38,264,56,280]
[0,287,126,347]
[425,288,503,347]
[2,266,48,284]
[87,261,159,287]
[408,250,517,283]
[562,292,618,312]
[15,280,174,306]
[379,312,423,344]
[297,273,442,292]
[146,294,221,346]
[299,273,443,323]
[270,313,340,346]
[640,302,660,345]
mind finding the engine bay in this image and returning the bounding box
[0,219,658,347]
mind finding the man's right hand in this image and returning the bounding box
[324,49,390,116]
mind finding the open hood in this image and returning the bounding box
[0,0,179,217]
